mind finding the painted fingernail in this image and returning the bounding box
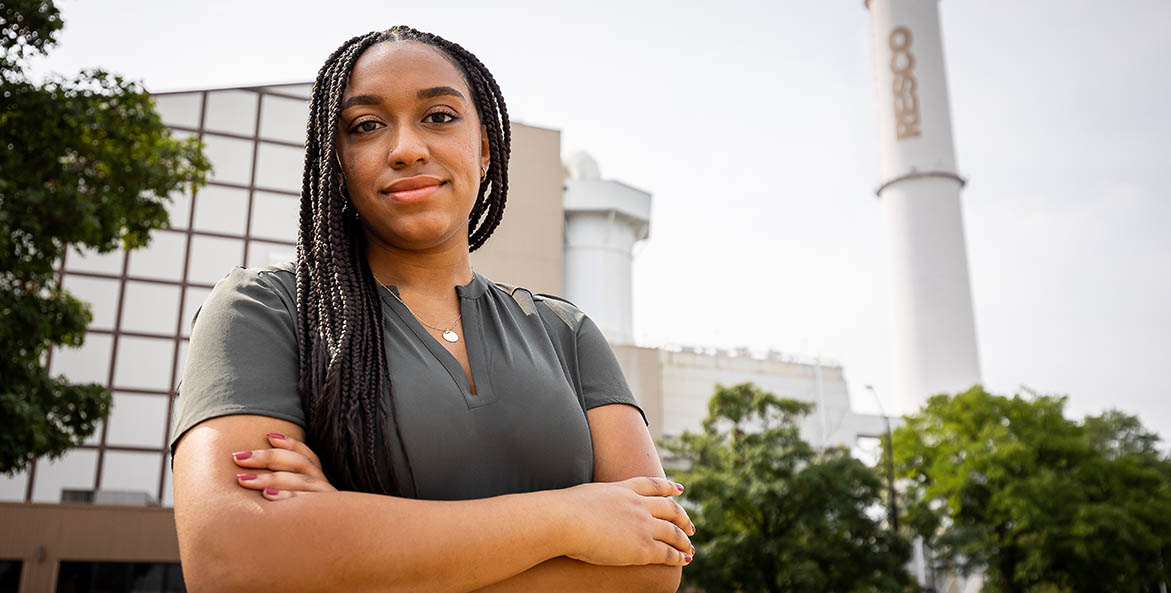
[236,473,258,481]
[690,545,696,555]
[267,432,285,440]
[684,554,693,563]
[674,482,684,492]
[264,487,279,496]
[233,451,252,460]
[690,522,696,533]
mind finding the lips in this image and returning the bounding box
[381,176,444,203]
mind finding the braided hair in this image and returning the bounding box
[296,26,511,495]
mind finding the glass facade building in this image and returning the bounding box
[1,82,311,508]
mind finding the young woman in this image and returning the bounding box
[169,26,694,593]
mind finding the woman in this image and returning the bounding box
[169,26,694,593]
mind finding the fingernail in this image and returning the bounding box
[264,487,279,496]
[267,432,285,440]
[690,545,696,555]
[674,482,684,492]
[236,473,257,481]
[690,522,696,534]
[684,554,693,563]
[233,451,252,460]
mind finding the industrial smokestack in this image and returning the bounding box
[866,0,982,414]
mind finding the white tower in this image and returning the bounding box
[866,0,982,414]
[562,152,651,344]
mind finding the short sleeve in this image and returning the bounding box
[575,314,649,427]
[168,266,304,463]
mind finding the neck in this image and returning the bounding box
[363,229,475,296]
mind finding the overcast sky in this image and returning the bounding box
[24,0,1171,445]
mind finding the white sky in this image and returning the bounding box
[24,0,1171,445]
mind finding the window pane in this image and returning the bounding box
[192,185,248,235]
[0,560,20,593]
[32,448,98,502]
[186,236,243,285]
[83,419,103,447]
[162,452,174,508]
[180,287,211,338]
[153,92,202,128]
[162,562,187,592]
[250,190,299,242]
[254,142,304,193]
[120,282,181,336]
[174,341,188,392]
[259,94,308,144]
[107,392,169,448]
[100,451,162,502]
[63,274,120,331]
[246,241,295,269]
[203,134,254,186]
[67,245,125,276]
[0,466,29,502]
[203,89,258,137]
[165,185,193,231]
[51,333,112,385]
[114,336,175,391]
[128,230,187,282]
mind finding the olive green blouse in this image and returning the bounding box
[168,260,647,500]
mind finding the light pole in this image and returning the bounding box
[865,384,898,532]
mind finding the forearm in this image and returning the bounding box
[181,488,570,593]
[467,556,681,593]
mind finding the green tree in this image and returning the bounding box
[892,385,1171,593]
[1,0,210,474]
[660,382,914,593]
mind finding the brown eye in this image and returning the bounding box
[424,111,457,124]
[351,120,382,134]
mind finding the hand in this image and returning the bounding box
[560,476,696,567]
[231,432,337,500]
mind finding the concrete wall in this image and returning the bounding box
[471,121,565,296]
[0,503,179,591]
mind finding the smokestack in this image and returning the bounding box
[562,152,651,344]
[866,0,982,413]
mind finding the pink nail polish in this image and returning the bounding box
[264,487,279,496]
[675,482,684,492]
[684,554,693,563]
[233,451,252,460]
[236,473,257,481]
[267,432,285,440]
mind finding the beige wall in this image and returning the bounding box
[611,344,665,442]
[470,121,565,296]
[0,502,180,591]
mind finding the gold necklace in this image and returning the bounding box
[373,273,471,343]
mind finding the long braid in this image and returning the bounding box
[296,26,511,495]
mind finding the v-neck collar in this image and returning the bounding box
[376,272,496,408]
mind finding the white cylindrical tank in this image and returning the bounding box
[867,0,982,413]
[563,152,651,344]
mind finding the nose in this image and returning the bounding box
[387,123,429,168]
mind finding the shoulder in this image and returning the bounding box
[488,280,586,333]
[192,260,297,332]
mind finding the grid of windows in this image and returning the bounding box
[0,83,312,507]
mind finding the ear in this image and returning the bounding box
[480,124,491,173]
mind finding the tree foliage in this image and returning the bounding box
[660,382,915,593]
[892,385,1171,593]
[1,0,210,474]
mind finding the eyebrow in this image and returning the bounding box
[340,86,466,111]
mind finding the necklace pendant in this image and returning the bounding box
[442,330,459,343]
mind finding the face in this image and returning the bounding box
[334,41,490,253]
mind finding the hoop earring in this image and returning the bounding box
[480,165,488,182]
